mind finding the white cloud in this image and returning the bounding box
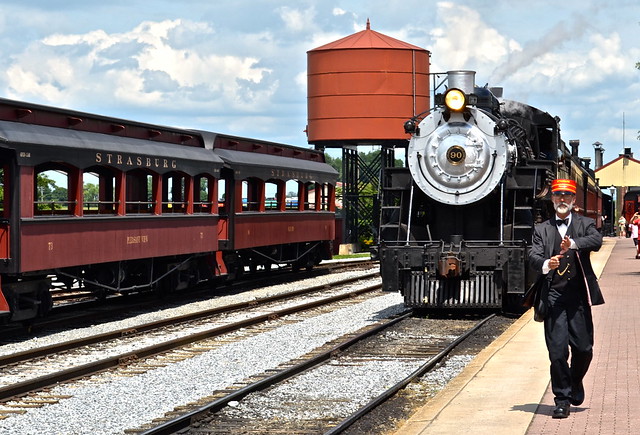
[3,19,277,114]
[586,33,629,76]
[278,6,317,33]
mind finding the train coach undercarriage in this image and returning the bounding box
[379,239,529,312]
[224,241,332,278]
[0,240,333,324]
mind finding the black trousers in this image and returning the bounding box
[543,284,594,405]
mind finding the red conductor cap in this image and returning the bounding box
[551,179,576,195]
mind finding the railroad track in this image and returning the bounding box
[0,272,381,404]
[130,314,497,434]
[0,258,376,338]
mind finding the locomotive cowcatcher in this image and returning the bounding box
[373,70,602,313]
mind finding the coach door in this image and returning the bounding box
[0,161,9,259]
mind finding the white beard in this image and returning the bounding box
[554,201,574,215]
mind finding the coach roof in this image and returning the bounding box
[214,148,338,184]
[0,120,223,176]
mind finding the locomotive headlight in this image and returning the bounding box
[444,89,466,112]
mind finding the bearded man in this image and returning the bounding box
[529,179,604,419]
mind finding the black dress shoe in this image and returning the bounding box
[571,381,585,406]
[553,404,570,418]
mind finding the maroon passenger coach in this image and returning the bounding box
[0,99,337,323]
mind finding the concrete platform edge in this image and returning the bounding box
[393,308,548,434]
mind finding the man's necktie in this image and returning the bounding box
[556,218,568,226]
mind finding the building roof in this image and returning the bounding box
[595,154,640,187]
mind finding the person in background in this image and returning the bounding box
[529,179,604,419]
[618,215,627,238]
[631,216,640,259]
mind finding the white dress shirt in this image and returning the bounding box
[542,214,578,274]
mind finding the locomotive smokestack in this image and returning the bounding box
[570,139,579,157]
[447,70,476,94]
[593,142,604,169]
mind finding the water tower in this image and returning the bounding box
[307,20,430,247]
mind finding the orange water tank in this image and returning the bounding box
[307,20,430,144]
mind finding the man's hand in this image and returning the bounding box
[549,254,563,270]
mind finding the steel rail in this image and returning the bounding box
[139,310,413,435]
[0,282,382,401]
[0,271,378,367]
[0,258,376,337]
[323,313,497,434]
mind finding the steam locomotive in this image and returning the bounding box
[374,70,602,313]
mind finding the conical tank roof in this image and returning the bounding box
[310,19,424,51]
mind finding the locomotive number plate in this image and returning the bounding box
[446,145,466,165]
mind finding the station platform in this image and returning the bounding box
[394,236,640,434]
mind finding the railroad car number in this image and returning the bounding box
[126,235,148,244]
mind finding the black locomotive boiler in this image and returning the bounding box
[374,70,602,313]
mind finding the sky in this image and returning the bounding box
[0,0,638,166]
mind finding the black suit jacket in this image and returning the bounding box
[529,212,604,305]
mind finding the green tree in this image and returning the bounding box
[36,173,57,201]
[325,153,342,181]
[84,183,99,205]
[51,186,68,202]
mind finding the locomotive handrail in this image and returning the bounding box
[405,182,415,246]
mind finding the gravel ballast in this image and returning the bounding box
[0,290,404,434]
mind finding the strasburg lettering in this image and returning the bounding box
[95,152,177,170]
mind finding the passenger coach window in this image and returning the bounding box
[162,172,187,214]
[83,166,118,215]
[304,182,316,210]
[265,181,279,210]
[126,169,155,214]
[285,180,299,210]
[320,183,332,211]
[0,162,13,218]
[218,178,226,214]
[194,175,215,213]
[34,165,73,216]
[242,178,261,211]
